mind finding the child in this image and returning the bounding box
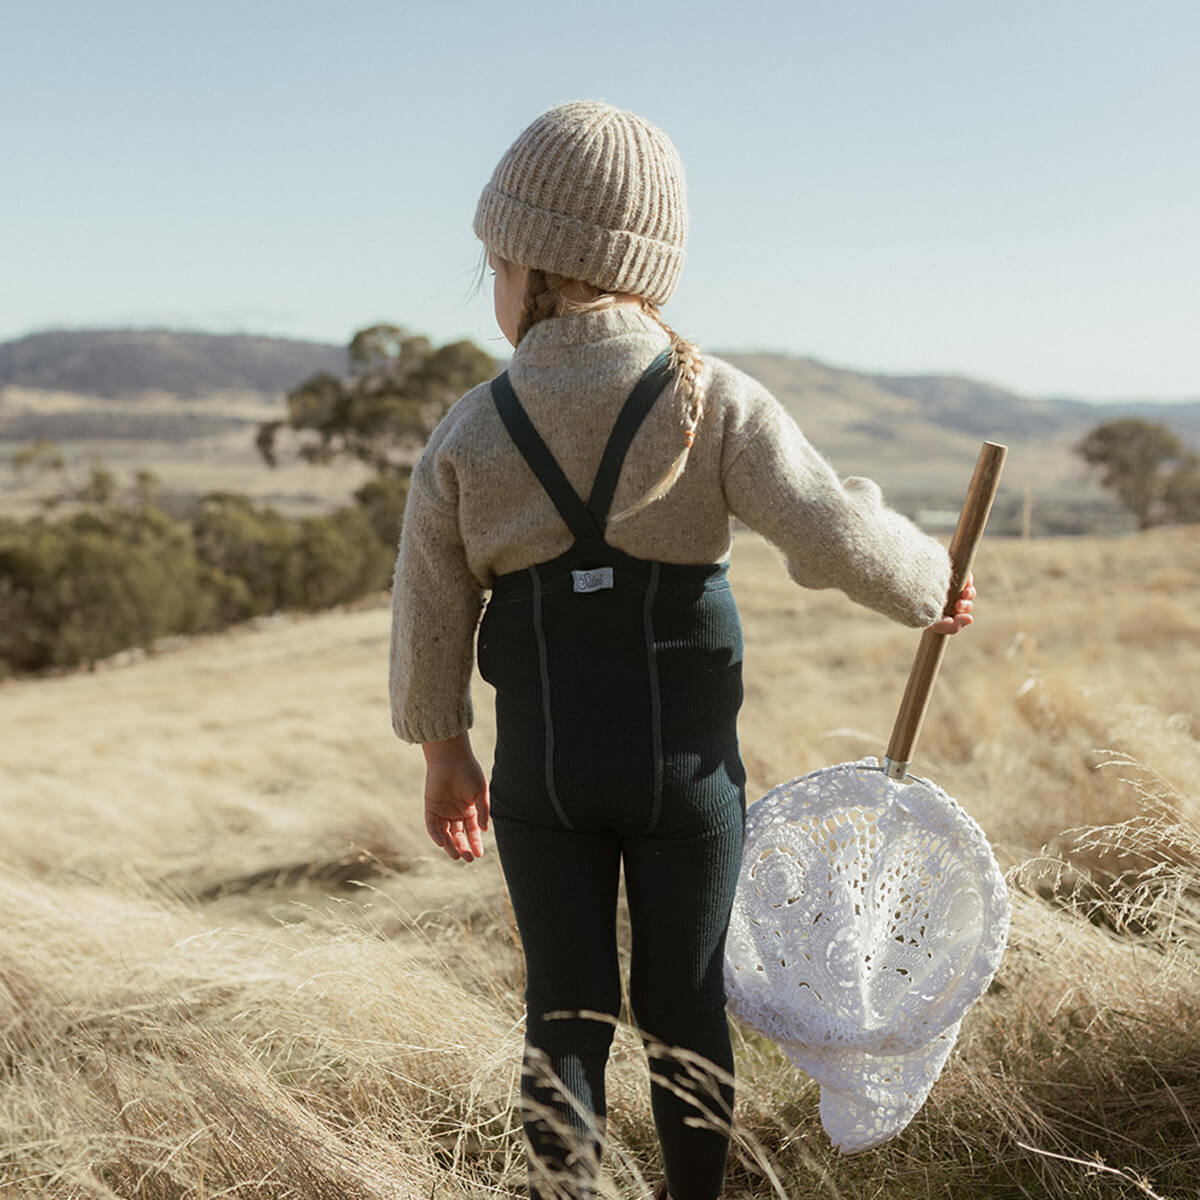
[389,101,974,1200]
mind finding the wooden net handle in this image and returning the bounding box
[883,441,1008,776]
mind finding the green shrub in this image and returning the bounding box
[192,493,303,617]
[295,506,394,611]
[353,471,409,548]
[1,462,404,676]
[0,506,221,672]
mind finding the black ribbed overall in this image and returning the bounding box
[478,352,747,1200]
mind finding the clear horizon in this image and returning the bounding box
[3,1,1197,401]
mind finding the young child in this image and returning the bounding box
[389,101,974,1200]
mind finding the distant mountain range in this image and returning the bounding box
[1,328,1196,497]
[0,329,346,398]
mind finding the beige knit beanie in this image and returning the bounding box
[474,101,688,305]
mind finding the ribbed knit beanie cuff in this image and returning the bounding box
[473,101,688,306]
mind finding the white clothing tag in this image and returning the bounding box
[572,567,614,594]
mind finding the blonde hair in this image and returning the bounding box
[515,266,705,523]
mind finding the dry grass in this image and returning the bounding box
[2,527,1198,1198]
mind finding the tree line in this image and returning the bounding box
[0,326,492,676]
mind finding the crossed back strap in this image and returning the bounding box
[491,349,674,542]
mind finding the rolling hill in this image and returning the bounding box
[2,328,1196,447]
[0,328,345,398]
[2,327,1197,531]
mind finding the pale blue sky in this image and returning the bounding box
[3,0,1197,399]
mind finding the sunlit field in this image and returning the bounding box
[0,387,375,520]
[2,528,1198,1199]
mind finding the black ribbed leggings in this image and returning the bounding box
[478,543,746,1198]
[494,806,744,1200]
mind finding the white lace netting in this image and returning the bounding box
[724,758,1010,1155]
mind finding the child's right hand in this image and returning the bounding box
[927,572,976,636]
[421,733,490,863]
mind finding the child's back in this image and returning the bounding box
[388,100,972,1200]
[391,305,949,744]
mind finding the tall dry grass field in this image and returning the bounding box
[2,528,1198,1199]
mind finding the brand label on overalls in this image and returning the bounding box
[572,567,614,594]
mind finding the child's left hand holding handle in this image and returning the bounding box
[422,733,490,862]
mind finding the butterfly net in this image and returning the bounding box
[724,757,1009,1153]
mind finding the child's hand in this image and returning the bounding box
[927,572,976,636]
[421,733,490,862]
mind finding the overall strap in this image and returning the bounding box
[586,349,674,529]
[491,371,603,542]
[490,348,675,542]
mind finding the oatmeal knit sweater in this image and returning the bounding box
[388,308,951,745]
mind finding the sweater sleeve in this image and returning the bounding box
[388,449,484,744]
[722,390,951,628]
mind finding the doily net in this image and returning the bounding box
[724,757,1010,1155]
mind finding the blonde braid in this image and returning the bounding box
[608,302,704,524]
[516,268,558,345]
[507,262,705,523]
